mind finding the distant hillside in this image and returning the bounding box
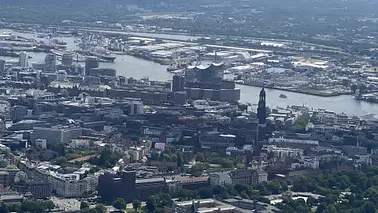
[0,0,376,25]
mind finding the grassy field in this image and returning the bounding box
[301,89,339,96]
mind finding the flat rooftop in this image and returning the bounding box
[136,177,165,184]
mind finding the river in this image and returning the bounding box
[85,29,200,41]
[1,29,377,116]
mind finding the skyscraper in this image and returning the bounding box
[44,54,56,73]
[172,74,185,92]
[84,57,99,76]
[19,52,28,68]
[257,87,266,125]
[0,59,5,76]
[62,53,73,66]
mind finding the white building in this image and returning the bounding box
[48,173,96,198]
[129,101,144,115]
[268,137,319,147]
[262,145,304,158]
[313,110,336,124]
[291,157,320,170]
[35,139,47,149]
[57,70,67,81]
[209,172,232,186]
[19,52,28,68]
[32,126,83,145]
[128,146,148,161]
[307,124,341,134]
[258,170,268,183]
[303,157,320,169]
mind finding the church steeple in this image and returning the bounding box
[257,87,266,125]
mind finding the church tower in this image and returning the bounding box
[257,87,266,125]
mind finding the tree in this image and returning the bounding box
[324,204,337,213]
[90,148,123,168]
[364,201,376,213]
[267,151,275,160]
[176,152,183,170]
[190,162,208,177]
[199,187,213,199]
[150,152,159,161]
[0,204,8,213]
[292,176,309,192]
[306,197,318,207]
[20,201,44,213]
[195,153,205,162]
[89,166,100,174]
[80,202,90,210]
[88,209,97,213]
[94,204,107,213]
[280,180,289,191]
[213,185,229,198]
[2,150,10,159]
[112,198,126,211]
[43,201,55,211]
[132,200,141,212]
[294,113,310,129]
[145,194,172,213]
[55,156,68,167]
[316,203,327,213]
[51,143,66,156]
[240,191,250,199]
[266,180,281,194]
[158,153,164,161]
[8,204,20,213]
[145,196,158,213]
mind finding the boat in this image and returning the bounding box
[170,69,185,75]
[77,35,117,62]
[279,94,288,99]
[76,49,117,62]
[51,39,67,49]
[167,60,189,72]
[94,52,116,62]
[52,39,67,46]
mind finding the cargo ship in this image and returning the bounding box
[167,58,191,73]
[77,34,117,62]
[92,52,116,62]
[167,63,188,72]
[76,49,116,62]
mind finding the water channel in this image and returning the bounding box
[1,29,377,116]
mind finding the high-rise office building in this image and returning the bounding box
[98,170,169,203]
[61,53,74,66]
[172,74,185,92]
[10,105,28,122]
[44,54,56,73]
[31,126,82,145]
[74,64,85,75]
[84,57,99,76]
[0,59,5,76]
[19,52,28,68]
